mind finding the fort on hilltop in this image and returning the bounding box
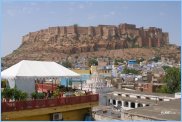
[22,23,169,50]
[2,23,173,69]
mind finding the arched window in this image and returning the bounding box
[124,101,128,107]
[138,103,143,107]
[118,101,122,106]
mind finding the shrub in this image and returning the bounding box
[122,68,140,75]
[14,89,22,101]
[2,88,14,101]
[20,92,28,101]
[37,93,45,99]
[31,92,37,99]
[88,58,98,67]
[31,92,45,99]
[53,89,60,98]
[61,60,72,68]
[2,88,28,101]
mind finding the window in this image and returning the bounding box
[138,103,143,107]
[159,98,163,101]
[146,97,150,100]
[125,94,129,97]
[124,101,128,107]
[118,101,122,106]
[137,96,141,99]
[113,100,116,105]
[131,102,135,108]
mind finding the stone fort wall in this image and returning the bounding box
[22,23,169,48]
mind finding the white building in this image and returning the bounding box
[79,72,114,105]
[107,89,177,111]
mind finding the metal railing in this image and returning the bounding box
[2,94,99,112]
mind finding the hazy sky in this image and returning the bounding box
[2,1,181,57]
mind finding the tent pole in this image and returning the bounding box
[54,78,57,89]
[42,79,43,92]
[52,78,53,91]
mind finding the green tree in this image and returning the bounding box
[61,60,72,68]
[122,68,140,75]
[88,58,98,67]
[162,66,171,72]
[156,85,168,93]
[149,56,161,62]
[114,59,119,65]
[136,58,145,64]
[162,67,181,93]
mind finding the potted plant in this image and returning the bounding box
[20,92,28,101]
[53,89,60,98]
[31,92,37,100]
[37,93,45,99]
[2,88,14,102]
[14,89,21,101]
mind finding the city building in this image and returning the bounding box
[121,98,181,121]
[80,72,113,105]
[93,89,180,121]
[106,89,177,110]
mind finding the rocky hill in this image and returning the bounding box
[2,23,180,69]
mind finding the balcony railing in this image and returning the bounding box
[2,94,99,112]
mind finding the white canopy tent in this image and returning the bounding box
[1,60,80,95]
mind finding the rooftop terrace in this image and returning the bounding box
[2,94,99,112]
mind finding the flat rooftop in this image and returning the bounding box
[124,99,181,121]
[107,93,158,105]
[113,88,175,98]
[92,105,121,120]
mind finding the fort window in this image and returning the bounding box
[159,98,163,101]
[108,100,110,105]
[113,100,116,105]
[118,94,121,96]
[124,101,128,107]
[131,102,135,108]
[138,103,143,107]
[125,94,129,97]
[108,99,111,103]
[118,101,122,106]
[146,97,150,100]
[137,96,141,99]
[146,104,149,106]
